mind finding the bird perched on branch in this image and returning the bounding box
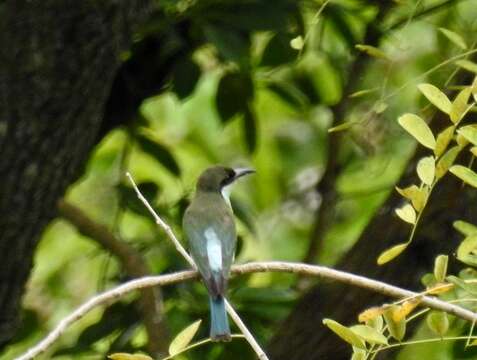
[183,165,255,341]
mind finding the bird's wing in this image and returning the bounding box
[183,204,236,297]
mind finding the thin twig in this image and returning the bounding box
[15,261,477,360]
[125,172,196,268]
[125,172,267,359]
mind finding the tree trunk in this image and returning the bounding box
[0,0,152,346]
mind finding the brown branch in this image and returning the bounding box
[16,261,477,360]
[57,200,169,356]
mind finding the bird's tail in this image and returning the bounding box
[209,295,231,341]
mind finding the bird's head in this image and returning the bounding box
[196,165,255,192]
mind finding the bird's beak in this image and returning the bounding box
[233,168,255,180]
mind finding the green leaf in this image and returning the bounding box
[453,220,477,236]
[395,204,416,224]
[472,76,477,102]
[398,113,436,149]
[455,60,477,74]
[418,83,452,114]
[351,348,366,360]
[108,354,153,360]
[434,255,448,282]
[136,132,181,176]
[328,121,358,133]
[355,44,388,60]
[416,156,435,186]
[447,275,477,296]
[436,146,460,179]
[216,72,254,122]
[377,243,408,265]
[426,311,449,337]
[322,319,366,349]
[168,320,202,356]
[350,325,388,345]
[456,235,477,267]
[171,57,201,99]
[290,35,304,50]
[450,87,472,124]
[457,125,477,146]
[450,165,477,188]
[396,185,427,211]
[434,126,454,157]
[383,305,406,341]
[260,33,297,67]
[438,28,467,50]
[204,24,249,65]
[243,106,257,153]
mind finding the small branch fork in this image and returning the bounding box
[16,173,477,360]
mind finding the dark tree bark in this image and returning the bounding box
[269,110,477,359]
[0,0,153,346]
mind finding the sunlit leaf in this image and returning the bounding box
[358,307,386,323]
[350,325,388,345]
[455,60,477,74]
[426,282,454,295]
[328,121,358,133]
[418,83,452,114]
[416,156,435,186]
[351,348,366,360]
[453,220,477,236]
[456,235,477,267]
[450,87,472,124]
[457,125,477,146]
[290,35,304,50]
[395,204,416,224]
[426,311,449,337]
[434,255,448,282]
[398,113,436,149]
[457,132,470,149]
[471,147,477,157]
[355,44,388,60]
[439,28,467,50]
[169,319,202,356]
[450,165,477,188]
[393,298,421,322]
[322,319,366,349]
[396,185,427,211]
[436,146,460,179]
[434,126,454,157]
[472,76,477,102]
[447,275,477,296]
[377,243,408,265]
[383,305,406,341]
[108,354,153,360]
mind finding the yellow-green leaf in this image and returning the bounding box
[436,146,460,179]
[108,354,153,360]
[471,146,477,157]
[322,318,366,349]
[349,88,378,98]
[395,204,416,224]
[417,156,435,186]
[383,305,406,341]
[434,255,448,282]
[396,185,427,212]
[377,243,408,265]
[439,28,467,50]
[453,220,477,236]
[398,113,436,149]
[350,325,388,345]
[456,235,477,266]
[450,165,477,188]
[418,83,452,114]
[290,36,304,50]
[358,307,386,323]
[456,60,477,74]
[457,132,469,149]
[472,76,477,102]
[450,87,472,123]
[373,101,388,114]
[426,311,449,337]
[328,121,358,133]
[355,44,388,60]
[434,126,454,157]
[392,298,421,322]
[457,125,477,146]
[168,319,202,356]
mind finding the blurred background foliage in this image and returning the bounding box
[3,0,477,359]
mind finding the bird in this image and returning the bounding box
[183,165,255,341]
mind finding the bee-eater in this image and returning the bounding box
[183,165,254,341]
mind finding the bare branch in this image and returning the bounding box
[16,261,477,360]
